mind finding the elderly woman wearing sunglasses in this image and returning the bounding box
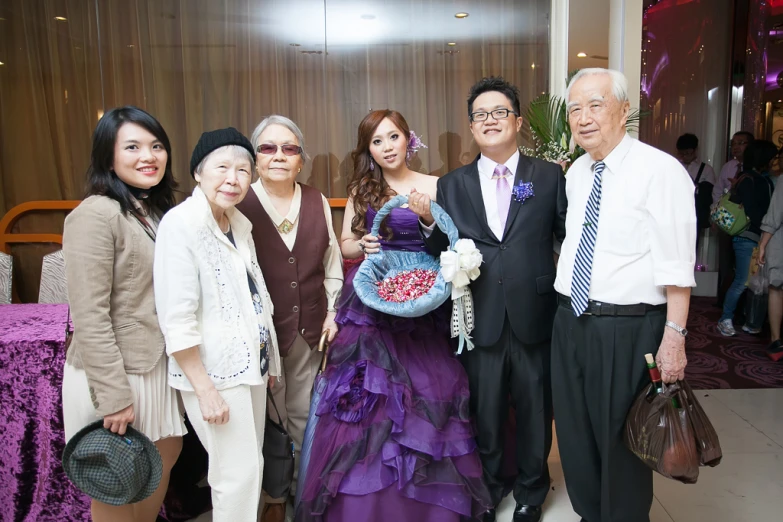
[236,115,343,522]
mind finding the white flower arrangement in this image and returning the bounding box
[440,238,482,298]
[520,133,573,166]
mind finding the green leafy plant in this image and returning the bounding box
[521,94,582,167]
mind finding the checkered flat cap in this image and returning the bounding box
[62,420,162,506]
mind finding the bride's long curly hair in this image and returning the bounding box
[347,109,411,237]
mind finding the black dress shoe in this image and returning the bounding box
[513,504,542,522]
[482,508,496,522]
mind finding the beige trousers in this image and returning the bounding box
[182,384,267,522]
[264,333,322,503]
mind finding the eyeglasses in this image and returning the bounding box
[470,108,517,122]
[256,143,303,156]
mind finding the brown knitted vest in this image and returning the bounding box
[237,183,329,357]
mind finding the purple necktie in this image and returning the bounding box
[492,164,512,231]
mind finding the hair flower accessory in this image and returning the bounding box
[512,180,534,203]
[406,130,428,160]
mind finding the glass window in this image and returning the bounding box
[638,0,733,171]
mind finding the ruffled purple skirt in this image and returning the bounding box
[295,265,492,522]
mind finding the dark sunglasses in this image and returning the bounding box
[257,143,303,156]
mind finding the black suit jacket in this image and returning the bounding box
[424,155,567,347]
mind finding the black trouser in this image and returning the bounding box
[551,302,665,522]
[460,316,552,508]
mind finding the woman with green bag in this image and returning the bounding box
[718,140,776,336]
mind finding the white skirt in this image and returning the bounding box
[63,355,187,443]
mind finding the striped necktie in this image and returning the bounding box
[571,161,605,316]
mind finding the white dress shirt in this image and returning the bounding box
[477,150,520,240]
[250,181,344,312]
[683,159,716,190]
[554,134,697,305]
[712,159,740,203]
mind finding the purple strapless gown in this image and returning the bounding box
[295,207,492,522]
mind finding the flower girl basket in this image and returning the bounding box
[353,194,482,353]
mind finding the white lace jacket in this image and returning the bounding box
[154,186,281,391]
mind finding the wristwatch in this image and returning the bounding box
[665,320,688,337]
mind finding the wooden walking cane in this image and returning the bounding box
[318,330,330,372]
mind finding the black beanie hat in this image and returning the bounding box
[190,127,255,177]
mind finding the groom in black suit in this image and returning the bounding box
[411,77,567,522]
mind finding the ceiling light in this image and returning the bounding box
[577,52,587,58]
[360,14,376,20]
[54,16,67,21]
[455,12,469,19]
[779,100,782,103]
[447,42,457,46]
[127,44,135,48]
[531,63,536,69]
[0,61,4,66]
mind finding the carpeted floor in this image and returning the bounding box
[686,296,783,389]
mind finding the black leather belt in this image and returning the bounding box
[557,293,665,316]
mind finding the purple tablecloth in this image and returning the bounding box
[0,304,212,522]
[0,304,91,521]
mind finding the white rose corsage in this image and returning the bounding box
[440,238,482,354]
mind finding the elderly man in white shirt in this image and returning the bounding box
[551,68,695,522]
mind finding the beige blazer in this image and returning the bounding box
[63,195,164,416]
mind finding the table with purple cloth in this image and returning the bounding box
[0,304,211,522]
[0,304,89,521]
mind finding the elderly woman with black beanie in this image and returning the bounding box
[154,127,281,522]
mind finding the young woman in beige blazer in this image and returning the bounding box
[62,106,185,522]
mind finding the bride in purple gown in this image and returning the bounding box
[295,110,491,522]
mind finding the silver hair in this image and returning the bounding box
[194,145,255,177]
[566,68,629,104]
[250,115,310,166]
